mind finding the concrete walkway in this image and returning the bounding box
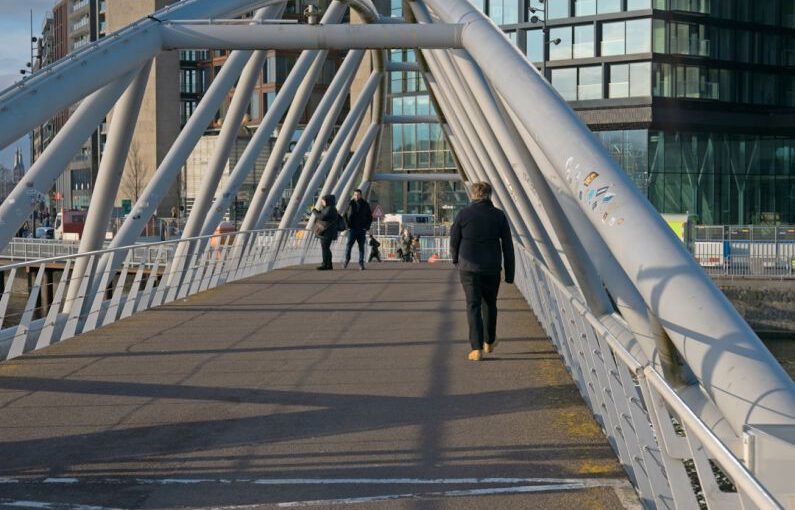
[0,264,637,509]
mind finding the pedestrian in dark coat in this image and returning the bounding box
[311,194,340,271]
[343,189,373,270]
[450,182,515,361]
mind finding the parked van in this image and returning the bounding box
[383,214,436,236]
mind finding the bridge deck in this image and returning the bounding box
[0,264,636,509]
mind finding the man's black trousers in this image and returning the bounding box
[458,270,501,351]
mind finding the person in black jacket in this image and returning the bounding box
[343,189,373,270]
[368,234,382,262]
[311,194,340,271]
[450,182,515,361]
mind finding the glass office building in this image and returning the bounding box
[400,0,795,225]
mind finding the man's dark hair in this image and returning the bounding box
[354,189,362,194]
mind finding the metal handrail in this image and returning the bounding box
[513,242,784,509]
[0,227,282,272]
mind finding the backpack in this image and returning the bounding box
[335,214,347,233]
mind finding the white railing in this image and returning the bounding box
[512,243,784,509]
[0,228,325,361]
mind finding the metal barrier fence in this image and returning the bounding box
[513,243,784,510]
[0,229,324,360]
[692,225,795,279]
[370,235,451,262]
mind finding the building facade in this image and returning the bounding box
[468,0,795,225]
[362,0,469,222]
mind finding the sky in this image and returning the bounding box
[0,0,53,169]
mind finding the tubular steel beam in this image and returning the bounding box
[159,23,464,50]
[238,2,347,233]
[0,73,135,251]
[0,0,292,151]
[66,62,153,309]
[372,173,461,182]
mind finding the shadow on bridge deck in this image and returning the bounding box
[0,263,637,509]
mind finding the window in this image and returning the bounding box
[626,19,651,54]
[653,62,672,96]
[609,62,650,97]
[575,0,596,16]
[551,68,577,100]
[652,19,666,53]
[489,0,519,24]
[602,21,625,56]
[578,66,603,99]
[574,24,595,58]
[547,0,571,19]
[603,19,651,56]
[526,29,544,62]
[552,67,602,101]
[597,0,621,14]
[629,62,651,96]
[627,0,652,10]
[609,64,629,97]
[550,26,573,60]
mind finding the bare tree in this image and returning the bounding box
[122,141,147,203]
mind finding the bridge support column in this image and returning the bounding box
[66,62,152,314]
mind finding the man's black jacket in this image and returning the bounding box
[450,199,515,282]
[345,199,373,230]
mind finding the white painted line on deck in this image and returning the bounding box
[0,500,121,510]
[275,483,589,507]
[2,476,629,487]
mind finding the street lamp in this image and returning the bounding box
[528,0,560,80]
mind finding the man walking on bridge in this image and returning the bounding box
[451,182,515,361]
[343,189,373,270]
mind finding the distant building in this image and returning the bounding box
[466,0,795,225]
[31,0,193,217]
[12,148,25,183]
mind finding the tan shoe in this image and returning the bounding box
[484,339,498,354]
[468,350,482,361]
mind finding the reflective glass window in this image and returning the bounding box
[551,68,577,100]
[574,24,595,58]
[626,19,651,54]
[602,21,625,56]
[610,64,629,98]
[627,0,652,10]
[550,26,573,60]
[526,28,544,62]
[652,62,672,96]
[548,0,571,19]
[597,0,621,14]
[578,66,603,100]
[575,0,596,16]
[489,0,519,25]
[630,62,651,96]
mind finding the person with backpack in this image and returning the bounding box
[368,234,382,262]
[343,189,373,270]
[451,182,515,361]
[311,194,343,271]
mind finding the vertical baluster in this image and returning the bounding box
[102,251,133,327]
[7,264,46,359]
[36,260,73,349]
